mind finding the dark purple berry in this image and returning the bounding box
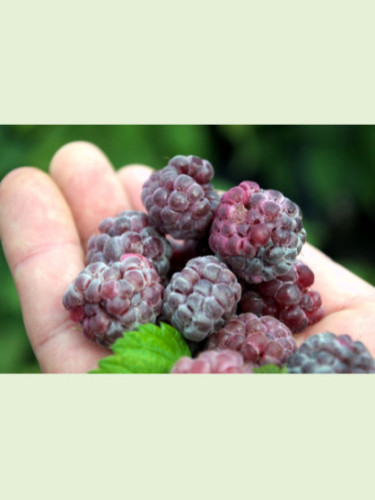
[63,254,164,347]
[240,260,324,332]
[141,155,220,239]
[287,332,375,373]
[206,313,297,367]
[171,349,252,373]
[209,181,306,284]
[85,210,172,281]
[167,236,213,276]
[162,256,242,342]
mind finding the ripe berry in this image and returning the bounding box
[206,313,297,367]
[240,260,324,332]
[287,332,375,373]
[86,210,172,281]
[209,181,306,284]
[63,254,164,347]
[171,349,252,373]
[167,237,213,276]
[141,155,220,239]
[162,256,242,342]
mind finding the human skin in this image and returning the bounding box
[0,141,374,373]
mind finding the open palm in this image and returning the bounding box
[1,142,374,372]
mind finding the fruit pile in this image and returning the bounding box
[63,155,375,374]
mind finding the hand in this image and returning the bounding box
[0,141,153,373]
[1,142,374,373]
[293,243,375,354]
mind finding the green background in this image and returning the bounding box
[0,125,374,373]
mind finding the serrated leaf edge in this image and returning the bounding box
[89,322,191,374]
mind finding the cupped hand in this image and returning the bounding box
[0,142,374,373]
[0,142,152,373]
[293,243,375,353]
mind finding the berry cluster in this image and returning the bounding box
[62,154,375,373]
[172,332,375,374]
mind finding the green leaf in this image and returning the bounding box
[252,364,288,374]
[90,323,191,374]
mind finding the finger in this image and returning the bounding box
[294,299,375,355]
[117,164,154,212]
[299,243,375,315]
[0,167,109,373]
[50,141,131,250]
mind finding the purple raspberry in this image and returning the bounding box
[141,155,220,239]
[209,181,306,284]
[206,313,297,367]
[85,210,172,282]
[240,260,324,332]
[171,349,253,373]
[287,332,375,373]
[63,254,164,347]
[162,256,242,342]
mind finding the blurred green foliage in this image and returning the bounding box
[0,125,374,373]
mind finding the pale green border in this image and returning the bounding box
[1,1,375,499]
[1,1,375,124]
[1,375,374,499]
